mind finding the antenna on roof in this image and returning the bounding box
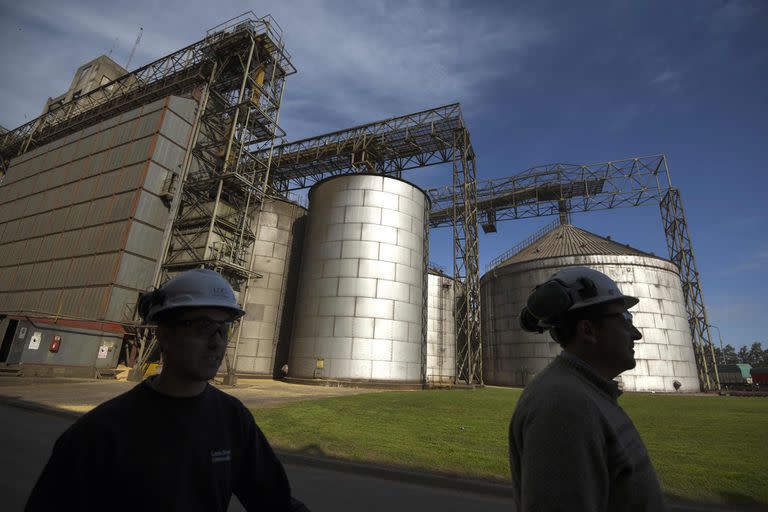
[108,37,119,58]
[125,27,143,70]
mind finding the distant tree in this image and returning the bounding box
[714,346,723,364]
[718,344,739,364]
[737,345,750,364]
[747,342,766,367]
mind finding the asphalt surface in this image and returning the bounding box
[0,404,513,512]
[0,378,757,512]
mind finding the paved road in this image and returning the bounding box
[0,404,512,512]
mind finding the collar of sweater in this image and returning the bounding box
[555,353,623,400]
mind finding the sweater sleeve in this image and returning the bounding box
[25,422,109,511]
[234,413,310,512]
[514,394,609,512]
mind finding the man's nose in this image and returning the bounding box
[208,328,227,347]
[631,325,643,340]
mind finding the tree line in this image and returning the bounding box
[714,342,768,367]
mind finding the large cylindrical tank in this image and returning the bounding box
[229,197,307,376]
[426,270,458,384]
[481,223,700,393]
[289,174,429,383]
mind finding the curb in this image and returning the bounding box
[277,450,514,498]
[0,396,83,421]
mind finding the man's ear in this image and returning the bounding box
[155,325,170,353]
[576,318,598,344]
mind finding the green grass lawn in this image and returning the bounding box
[251,388,768,505]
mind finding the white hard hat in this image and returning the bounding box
[521,266,638,331]
[139,269,246,323]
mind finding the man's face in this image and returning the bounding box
[158,308,238,382]
[592,302,643,375]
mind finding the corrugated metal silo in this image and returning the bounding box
[229,197,307,377]
[481,223,700,392]
[289,174,429,383]
[426,270,458,384]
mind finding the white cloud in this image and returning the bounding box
[0,0,554,139]
[706,0,761,34]
[651,69,682,93]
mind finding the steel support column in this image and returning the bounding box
[660,187,720,391]
[452,128,481,385]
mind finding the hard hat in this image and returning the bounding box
[138,269,246,323]
[520,266,638,332]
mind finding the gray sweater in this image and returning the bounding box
[509,354,667,511]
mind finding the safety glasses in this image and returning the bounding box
[600,311,634,329]
[173,317,239,338]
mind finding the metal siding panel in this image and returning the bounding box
[93,253,119,285]
[124,221,164,260]
[133,192,170,229]
[143,162,171,196]
[74,135,95,160]
[79,225,103,254]
[71,256,94,286]
[39,289,62,316]
[341,240,379,260]
[79,287,104,318]
[105,223,130,252]
[361,224,396,244]
[109,193,134,222]
[152,136,186,171]
[338,277,376,298]
[168,96,197,120]
[135,110,163,139]
[330,189,364,207]
[94,170,118,198]
[115,253,155,290]
[159,111,193,148]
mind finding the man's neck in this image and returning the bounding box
[151,371,207,397]
[562,348,619,381]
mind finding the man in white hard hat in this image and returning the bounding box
[26,269,310,512]
[509,266,667,511]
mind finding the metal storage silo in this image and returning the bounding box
[289,174,429,383]
[228,197,307,377]
[481,222,700,393]
[426,270,458,385]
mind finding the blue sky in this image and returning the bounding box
[1,0,766,350]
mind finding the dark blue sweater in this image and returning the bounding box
[26,379,308,511]
[509,354,667,511]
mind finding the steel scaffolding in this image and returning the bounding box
[157,14,294,288]
[445,155,719,391]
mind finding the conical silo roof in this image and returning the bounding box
[497,223,659,268]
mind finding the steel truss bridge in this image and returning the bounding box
[0,14,718,390]
[429,155,719,390]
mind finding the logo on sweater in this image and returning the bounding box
[211,449,231,463]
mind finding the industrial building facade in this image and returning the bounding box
[0,95,196,375]
[0,13,719,390]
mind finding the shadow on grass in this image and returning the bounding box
[668,491,767,511]
[717,491,766,509]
